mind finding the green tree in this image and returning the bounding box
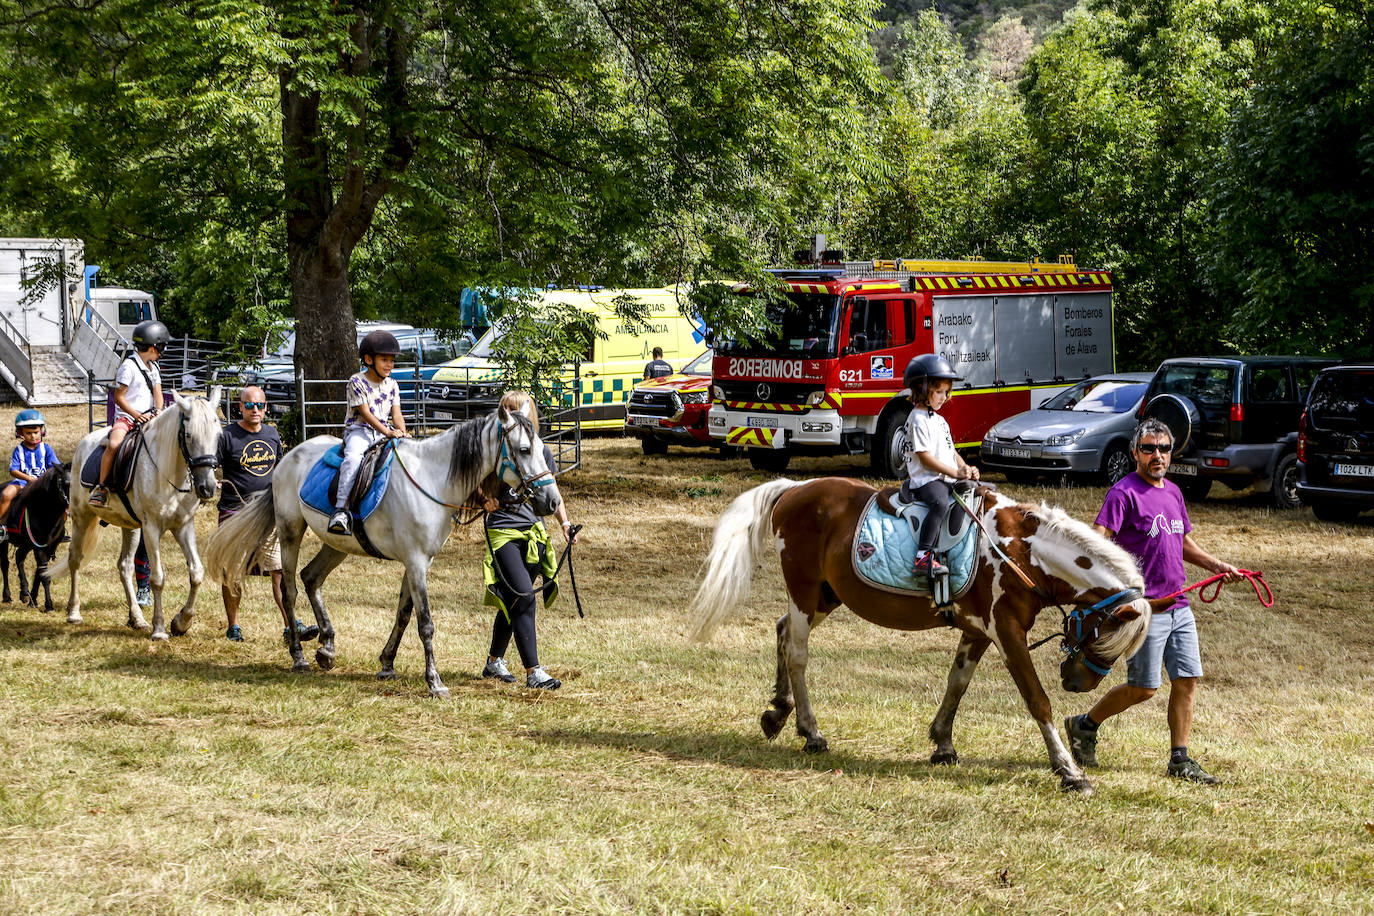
[1206,0,1374,357]
[1,0,882,378]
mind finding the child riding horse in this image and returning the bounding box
[3,463,70,612]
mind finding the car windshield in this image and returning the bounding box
[1042,378,1148,413]
[468,322,503,359]
[714,292,840,358]
[682,350,712,375]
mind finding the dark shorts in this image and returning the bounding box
[217,506,281,573]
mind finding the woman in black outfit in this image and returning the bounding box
[481,392,578,689]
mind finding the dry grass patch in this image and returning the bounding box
[1,407,1373,913]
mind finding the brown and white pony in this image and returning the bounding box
[690,477,1165,794]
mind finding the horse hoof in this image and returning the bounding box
[67,612,83,625]
[292,659,311,673]
[931,749,958,766]
[170,616,192,636]
[314,649,335,671]
[429,686,452,700]
[803,736,829,753]
[376,669,396,681]
[150,631,169,642]
[760,711,786,740]
[1061,775,1094,795]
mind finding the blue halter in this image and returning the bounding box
[497,419,556,497]
[1058,587,1144,677]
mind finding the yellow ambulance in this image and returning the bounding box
[427,286,706,429]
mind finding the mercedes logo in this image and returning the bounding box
[756,383,771,400]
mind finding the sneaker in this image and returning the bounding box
[1166,756,1221,785]
[88,487,108,508]
[525,665,561,690]
[913,552,949,577]
[327,510,352,535]
[482,657,517,683]
[136,585,152,607]
[226,625,244,642]
[282,621,320,645]
[1064,715,1099,768]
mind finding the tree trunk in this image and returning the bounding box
[288,243,356,383]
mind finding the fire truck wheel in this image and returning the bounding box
[716,444,743,459]
[871,404,912,479]
[640,436,668,456]
[747,449,791,473]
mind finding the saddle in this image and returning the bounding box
[851,481,982,608]
[298,440,396,556]
[79,426,144,495]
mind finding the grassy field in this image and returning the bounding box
[2,404,1373,914]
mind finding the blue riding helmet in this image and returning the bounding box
[15,408,45,429]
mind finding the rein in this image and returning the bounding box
[139,410,219,494]
[22,504,68,550]
[484,521,586,619]
[950,487,1047,597]
[1157,568,1274,608]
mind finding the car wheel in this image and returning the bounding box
[1175,476,1211,502]
[640,436,668,456]
[870,403,912,479]
[716,444,743,459]
[1311,501,1359,523]
[747,448,791,473]
[1102,442,1133,485]
[1271,452,1301,510]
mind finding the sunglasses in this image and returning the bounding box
[1136,442,1173,454]
[242,401,267,410]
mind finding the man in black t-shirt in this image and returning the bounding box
[217,386,315,645]
[643,347,673,380]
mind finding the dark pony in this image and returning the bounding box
[3,462,71,611]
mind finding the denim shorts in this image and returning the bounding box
[1125,604,1203,689]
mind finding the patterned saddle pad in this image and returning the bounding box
[851,493,980,598]
[298,442,395,522]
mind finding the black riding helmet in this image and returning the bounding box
[903,353,962,392]
[358,329,403,363]
[131,320,171,353]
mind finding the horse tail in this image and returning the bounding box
[204,487,275,591]
[689,478,806,643]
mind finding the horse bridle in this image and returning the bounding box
[1031,587,1143,676]
[142,409,219,494]
[497,417,556,500]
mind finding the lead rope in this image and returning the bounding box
[1156,569,1274,608]
[484,521,586,618]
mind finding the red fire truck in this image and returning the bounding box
[707,255,1116,475]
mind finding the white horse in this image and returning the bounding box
[50,389,223,639]
[204,400,561,698]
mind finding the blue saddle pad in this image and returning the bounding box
[851,494,979,597]
[298,443,394,522]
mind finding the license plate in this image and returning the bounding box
[627,416,658,427]
[747,417,778,429]
[1000,446,1031,460]
[1334,463,1374,478]
[1169,463,1197,476]
[432,410,452,420]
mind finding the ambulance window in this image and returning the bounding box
[849,299,892,353]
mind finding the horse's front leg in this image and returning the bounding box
[168,521,203,636]
[929,631,992,765]
[35,549,54,612]
[406,561,449,699]
[141,524,172,640]
[994,619,1092,794]
[2,541,11,604]
[299,545,348,671]
[781,603,827,752]
[377,571,413,681]
[18,546,34,607]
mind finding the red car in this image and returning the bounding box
[625,351,730,455]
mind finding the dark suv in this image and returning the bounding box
[1297,364,1374,521]
[1140,356,1336,508]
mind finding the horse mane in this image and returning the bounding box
[144,394,220,460]
[446,411,499,493]
[1022,502,1144,589]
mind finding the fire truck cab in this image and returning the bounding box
[707,256,1115,475]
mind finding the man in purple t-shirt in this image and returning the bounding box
[1064,418,1240,785]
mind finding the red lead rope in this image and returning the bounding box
[1157,568,1274,608]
